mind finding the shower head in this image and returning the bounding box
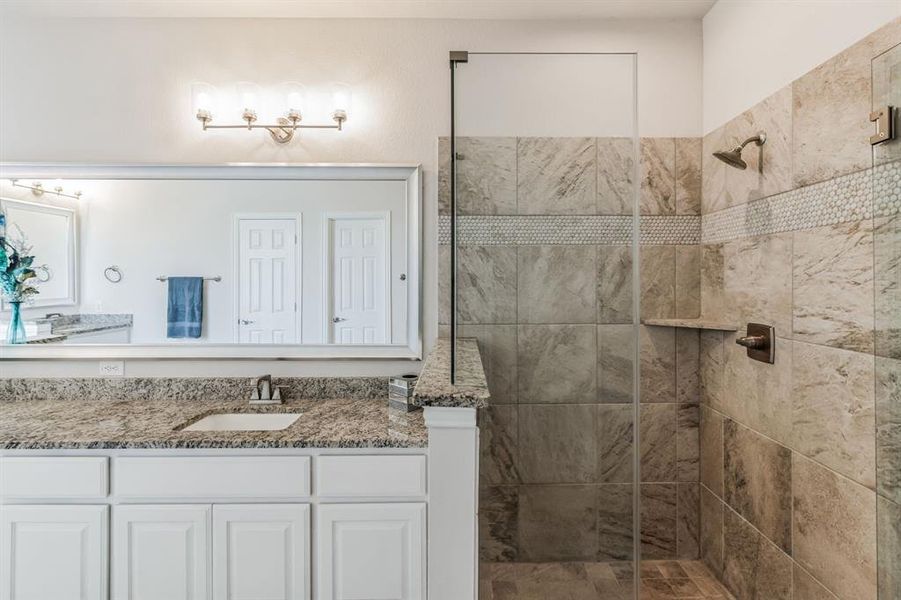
[713,131,767,170]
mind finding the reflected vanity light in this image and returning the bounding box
[9,179,82,200]
[192,81,350,144]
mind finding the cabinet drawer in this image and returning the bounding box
[114,456,311,499]
[0,457,108,499]
[317,455,426,498]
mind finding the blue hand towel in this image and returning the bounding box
[166,277,203,339]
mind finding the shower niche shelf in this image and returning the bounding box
[641,318,739,331]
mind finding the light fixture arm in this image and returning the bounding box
[9,179,82,200]
[196,111,346,144]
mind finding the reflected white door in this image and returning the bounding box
[238,219,298,344]
[328,216,388,344]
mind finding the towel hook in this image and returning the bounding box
[104,265,123,283]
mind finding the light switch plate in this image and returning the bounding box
[99,361,125,377]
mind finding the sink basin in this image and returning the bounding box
[181,413,301,432]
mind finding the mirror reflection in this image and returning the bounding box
[0,176,414,346]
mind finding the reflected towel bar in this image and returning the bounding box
[156,276,222,282]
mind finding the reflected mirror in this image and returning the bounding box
[0,165,421,358]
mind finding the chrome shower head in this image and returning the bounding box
[713,131,767,170]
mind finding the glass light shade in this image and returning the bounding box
[331,82,352,117]
[191,82,217,118]
[236,82,260,114]
[280,82,306,119]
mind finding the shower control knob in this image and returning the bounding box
[736,335,766,349]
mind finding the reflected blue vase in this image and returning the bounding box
[6,301,26,344]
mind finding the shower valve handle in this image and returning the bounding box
[736,335,766,349]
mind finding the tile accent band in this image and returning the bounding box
[437,215,701,246]
[702,160,900,244]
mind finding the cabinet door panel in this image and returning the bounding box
[213,504,310,600]
[0,505,108,600]
[112,505,210,600]
[317,503,425,600]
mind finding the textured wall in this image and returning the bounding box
[437,135,703,563]
[697,19,900,600]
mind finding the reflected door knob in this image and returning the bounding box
[332,317,347,323]
[239,319,255,325]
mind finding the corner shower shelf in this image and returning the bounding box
[641,318,739,331]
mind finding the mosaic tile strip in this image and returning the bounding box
[437,215,700,246]
[702,160,900,244]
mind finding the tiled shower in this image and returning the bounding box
[444,18,900,600]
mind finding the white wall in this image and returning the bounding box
[0,16,702,376]
[703,0,901,134]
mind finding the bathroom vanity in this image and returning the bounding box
[0,340,487,600]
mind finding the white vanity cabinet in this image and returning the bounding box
[0,452,433,600]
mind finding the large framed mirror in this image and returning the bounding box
[0,164,421,360]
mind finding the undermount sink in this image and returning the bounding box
[181,413,301,432]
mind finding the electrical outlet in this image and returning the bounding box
[99,361,124,377]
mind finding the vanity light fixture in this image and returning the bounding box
[192,81,350,144]
[9,179,82,200]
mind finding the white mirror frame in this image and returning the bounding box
[0,163,422,361]
[0,197,78,310]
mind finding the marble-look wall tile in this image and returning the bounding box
[480,406,519,486]
[699,243,726,324]
[438,137,517,215]
[792,340,876,489]
[676,403,699,482]
[458,325,517,405]
[793,220,875,353]
[641,483,678,559]
[793,564,840,600]
[700,405,724,498]
[458,246,518,324]
[876,356,901,504]
[517,137,597,215]
[598,245,634,324]
[675,328,700,405]
[597,403,633,483]
[723,232,793,335]
[518,325,597,404]
[724,85,793,207]
[700,486,724,577]
[877,495,901,600]
[676,483,700,559]
[640,138,676,215]
[597,484,634,561]
[518,484,598,561]
[875,214,901,360]
[793,20,901,187]
[723,419,792,552]
[518,246,596,323]
[597,137,635,215]
[640,245,676,320]
[598,324,635,404]
[675,245,701,319]
[699,330,725,412]
[518,404,597,484]
[722,507,792,600]
[702,125,728,214]
[640,325,676,403]
[438,244,450,325]
[722,332,793,444]
[792,454,878,600]
[480,486,519,561]
[675,137,702,216]
[640,403,677,482]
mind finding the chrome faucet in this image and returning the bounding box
[250,374,282,405]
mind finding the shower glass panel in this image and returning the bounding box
[445,52,641,598]
[872,41,900,600]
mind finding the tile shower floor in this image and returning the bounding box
[480,560,736,600]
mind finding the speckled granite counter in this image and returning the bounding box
[0,397,427,450]
[411,338,489,408]
[23,313,133,344]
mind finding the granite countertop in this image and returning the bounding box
[411,337,490,408]
[0,397,427,450]
[25,313,133,344]
[641,318,739,331]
